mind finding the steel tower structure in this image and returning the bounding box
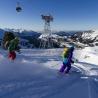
[39,14,53,48]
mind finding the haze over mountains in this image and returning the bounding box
[0,28,98,48]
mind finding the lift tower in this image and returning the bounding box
[39,14,53,48]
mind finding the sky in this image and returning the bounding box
[0,0,98,31]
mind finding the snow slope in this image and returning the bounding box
[82,30,98,40]
[0,47,98,98]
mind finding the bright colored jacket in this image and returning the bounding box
[62,48,69,64]
[62,47,74,64]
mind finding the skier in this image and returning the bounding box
[59,46,74,74]
[7,37,20,61]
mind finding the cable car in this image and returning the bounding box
[16,2,22,12]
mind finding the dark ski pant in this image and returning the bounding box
[59,62,71,73]
[8,51,16,60]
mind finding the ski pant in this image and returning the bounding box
[59,62,71,73]
[8,51,16,60]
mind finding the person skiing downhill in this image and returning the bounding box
[8,37,19,61]
[59,46,74,74]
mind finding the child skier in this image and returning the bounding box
[8,37,19,61]
[59,46,74,74]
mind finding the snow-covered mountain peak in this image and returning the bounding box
[91,29,98,37]
[82,30,98,40]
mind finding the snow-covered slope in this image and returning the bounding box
[82,30,98,40]
[91,30,98,38]
[39,34,63,39]
[0,47,98,98]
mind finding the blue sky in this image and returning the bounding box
[0,0,98,31]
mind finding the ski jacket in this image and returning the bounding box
[8,39,19,52]
[62,47,74,64]
[62,48,69,64]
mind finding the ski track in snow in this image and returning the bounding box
[0,48,98,98]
